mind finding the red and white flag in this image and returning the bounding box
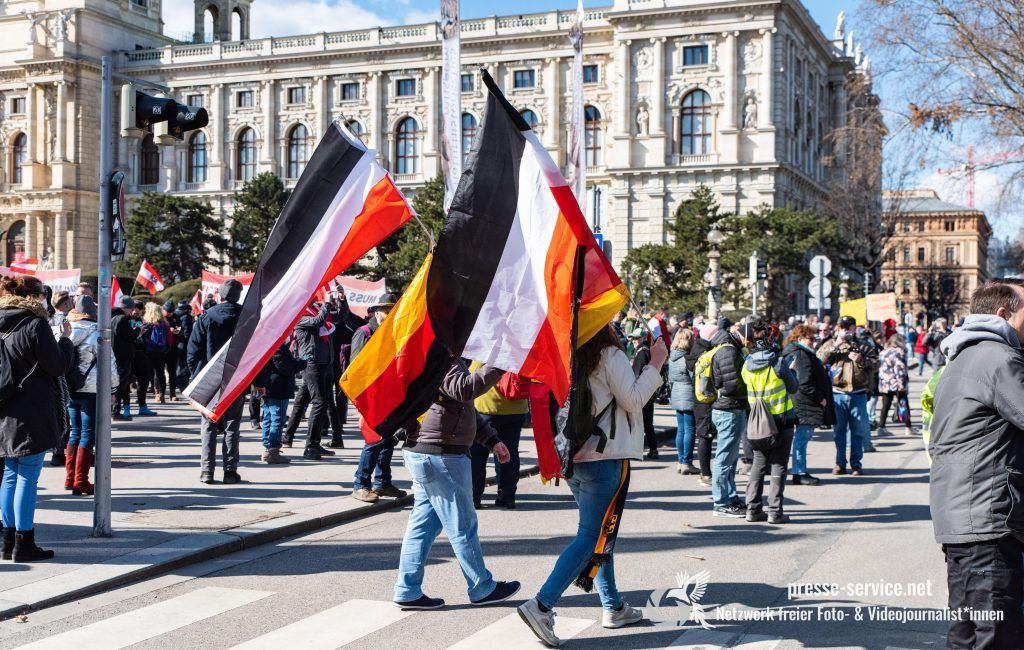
[10,258,38,275]
[190,290,204,316]
[136,260,165,295]
[111,277,125,308]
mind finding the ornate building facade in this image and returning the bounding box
[1,0,869,273]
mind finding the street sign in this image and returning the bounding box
[808,277,832,298]
[808,297,832,310]
[809,255,832,277]
[594,232,603,250]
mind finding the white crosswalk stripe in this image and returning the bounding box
[14,587,273,650]
[668,629,782,649]
[446,612,595,649]
[229,599,414,650]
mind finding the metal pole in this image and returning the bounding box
[816,259,824,321]
[94,55,113,538]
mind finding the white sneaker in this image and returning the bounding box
[518,598,561,647]
[602,603,644,629]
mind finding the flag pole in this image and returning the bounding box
[559,243,588,480]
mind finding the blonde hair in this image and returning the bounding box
[672,328,693,352]
[143,302,166,325]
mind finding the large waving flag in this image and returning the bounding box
[136,260,165,295]
[342,70,628,436]
[185,122,415,421]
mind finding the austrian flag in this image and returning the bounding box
[137,260,165,295]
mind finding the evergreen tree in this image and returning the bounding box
[228,173,290,271]
[357,174,445,291]
[117,192,228,285]
[621,185,724,312]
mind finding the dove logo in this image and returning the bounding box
[644,570,715,630]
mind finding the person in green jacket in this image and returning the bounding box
[919,366,945,466]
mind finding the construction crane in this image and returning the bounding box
[937,144,1024,208]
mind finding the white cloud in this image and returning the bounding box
[161,0,397,41]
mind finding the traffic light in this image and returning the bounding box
[756,258,768,280]
[154,103,209,145]
[120,84,176,138]
[749,254,768,284]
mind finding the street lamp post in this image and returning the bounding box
[707,222,724,320]
[839,269,850,304]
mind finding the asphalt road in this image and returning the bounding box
[0,408,949,650]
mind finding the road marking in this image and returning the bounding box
[446,612,594,649]
[15,587,272,650]
[229,599,414,650]
[668,629,781,649]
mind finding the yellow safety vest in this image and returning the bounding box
[741,364,794,417]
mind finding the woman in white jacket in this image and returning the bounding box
[519,324,666,647]
[65,296,118,496]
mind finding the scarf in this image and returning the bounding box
[574,459,631,592]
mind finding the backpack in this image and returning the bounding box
[694,344,727,404]
[747,396,779,452]
[568,379,617,456]
[0,315,38,408]
[147,324,168,351]
[497,372,531,401]
[66,342,96,393]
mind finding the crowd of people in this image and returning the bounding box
[2,270,1022,646]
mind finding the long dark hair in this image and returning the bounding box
[579,324,625,379]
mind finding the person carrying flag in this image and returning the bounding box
[294,299,338,461]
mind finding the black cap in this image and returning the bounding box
[219,279,243,304]
[839,315,857,328]
[717,317,733,330]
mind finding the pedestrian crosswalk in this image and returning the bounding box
[12,587,789,650]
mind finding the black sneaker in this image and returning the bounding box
[494,499,516,510]
[394,595,445,610]
[316,445,336,456]
[327,438,346,449]
[303,448,322,460]
[112,413,132,422]
[713,504,746,518]
[471,580,521,606]
[746,510,768,522]
[223,471,241,484]
[200,472,216,484]
[768,513,791,524]
[793,474,821,486]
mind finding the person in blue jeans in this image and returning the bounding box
[781,324,833,486]
[0,274,75,562]
[393,360,518,610]
[669,329,698,474]
[254,342,306,465]
[519,325,665,647]
[703,323,749,518]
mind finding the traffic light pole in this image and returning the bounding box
[94,55,114,538]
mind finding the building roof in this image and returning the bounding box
[883,189,978,215]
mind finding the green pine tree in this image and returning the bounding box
[228,173,291,271]
[117,192,228,285]
[621,185,724,312]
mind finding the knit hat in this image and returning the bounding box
[219,279,243,304]
[699,323,719,341]
[163,299,176,312]
[75,295,98,320]
[118,296,135,310]
[717,317,733,331]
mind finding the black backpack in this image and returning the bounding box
[0,315,38,408]
[66,342,96,393]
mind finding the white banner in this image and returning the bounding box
[567,0,586,204]
[201,270,254,304]
[440,0,461,212]
[330,276,387,318]
[1,267,81,294]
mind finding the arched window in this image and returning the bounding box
[520,109,538,129]
[680,90,711,156]
[231,9,243,40]
[11,133,27,186]
[187,131,207,183]
[139,134,160,186]
[461,113,478,165]
[203,6,217,41]
[236,127,257,182]
[584,105,602,166]
[5,220,25,266]
[286,124,310,179]
[395,117,419,175]
[345,119,365,143]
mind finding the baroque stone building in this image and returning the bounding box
[0,0,870,273]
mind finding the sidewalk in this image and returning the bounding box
[0,398,681,620]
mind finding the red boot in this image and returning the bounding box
[72,447,94,496]
[64,444,78,490]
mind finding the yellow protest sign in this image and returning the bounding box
[839,298,867,325]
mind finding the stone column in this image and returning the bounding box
[54,81,66,161]
[546,58,560,149]
[369,72,382,155]
[24,213,36,259]
[651,37,666,135]
[209,84,223,188]
[315,76,329,138]
[34,213,46,261]
[54,211,67,268]
[722,31,738,130]
[617,40,631,136]
[261,79,275,167]
[425,68,438,155]
[759,27,776,128]
[24,83,35,164]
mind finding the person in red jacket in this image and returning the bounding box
[914,325,933,376]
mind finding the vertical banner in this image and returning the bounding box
[567,0,586,204]
[440,0,461,212]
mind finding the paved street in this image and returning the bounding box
[0,377,950,649]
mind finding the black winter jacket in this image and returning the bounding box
[0,296,75,458]
[781,342,835,428]
[404,360,502,455]
[295,304,334,365]
[710,329,747,411]
[187,302,242,378]
[255,343,307,400]
[350,317,379,362]
[110,308,137,364]
[173,306,195,349]
[686,336,715,437]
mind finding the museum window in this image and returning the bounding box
[10,97,25,115]
[513,70,536,89]
[345,119,365,143]
[683,45,709,66]
[237,127,257,183]
[286,124,310,179]
[140,133,160,186]
[395,79,416,97]
[902,279,911,295]
[341,83,360,102]
[287,86,307,105]
[902,247,910,263]
[236,90,254,108]
[583,65,599,84]
[461,113,477,166]
[944,219,956,232]
[918,247,926,263]
[680,90,712,156]
[187,131,207,184]
[186,94,204,108]
[10,133,26,186]
[945,246,956,264]
[395,117,419,175]
[584,105,602,166]
[461,74,475,93]
[520,109,539,129]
